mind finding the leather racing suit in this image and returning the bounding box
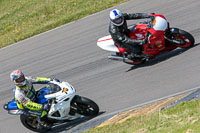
[109,13,152,55]
[14,77,52,117]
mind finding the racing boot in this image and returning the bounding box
[127,53,141,59]
[127,53,135,59]
[127,53,143,62]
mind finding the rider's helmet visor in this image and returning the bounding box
[113,17,123,24]
[15,76,25,83]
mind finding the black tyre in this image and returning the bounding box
[170,28,195,48]
[72,96,99,117]
[20,114,50,132]
[125,59,146,65]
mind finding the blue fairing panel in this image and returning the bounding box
[8,100,18,110]
[37,87,51,104]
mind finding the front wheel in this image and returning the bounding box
[170,28,195,48]
[71,96,99,117]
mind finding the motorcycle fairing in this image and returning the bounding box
[152,15,168,31]
[36,87,51,104]
[44,81,76,120]
[129,15,174,56]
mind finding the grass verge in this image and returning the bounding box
[86,99,200,133]
[0,0,128,48]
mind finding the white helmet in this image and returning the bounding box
[110,9,124,26]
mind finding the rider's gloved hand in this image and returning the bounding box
[50,78,60,82]
[140,31,152,45]
[148,13,155,20]
[139,38,147,45]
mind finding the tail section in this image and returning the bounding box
[97,35,119,52]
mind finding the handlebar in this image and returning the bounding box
[147,14,155,28]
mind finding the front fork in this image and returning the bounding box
[165,36,182,44]
[36,117,41,129]
[165,28,183,45]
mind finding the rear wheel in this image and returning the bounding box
[20,114,51,132]
[71,96,99,117]
[170,28,195,48]
[125,58,146,65]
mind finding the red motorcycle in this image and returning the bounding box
[97,14,195,65]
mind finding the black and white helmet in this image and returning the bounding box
[110,9,124,26]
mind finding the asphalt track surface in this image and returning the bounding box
[0,0,200,132]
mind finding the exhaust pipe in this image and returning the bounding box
[108,55,134,63]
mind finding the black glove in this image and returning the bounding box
[148,13,155,20]
[50,78,60,82]
[139,31,151,45]
[139,38,147,45]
